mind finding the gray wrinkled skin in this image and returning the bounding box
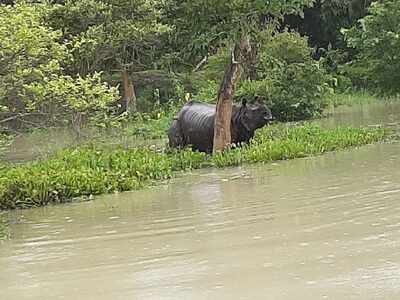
[168,100,273,153]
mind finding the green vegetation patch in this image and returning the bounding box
[0,213,9,240]
[0,134,12,157]
[327,91,379,107]
[0,124,388,210]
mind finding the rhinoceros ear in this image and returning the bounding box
[241,99,247,107]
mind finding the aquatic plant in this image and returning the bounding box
[0,124,388,210]
[0,135,12,160]
[0,213,9,240]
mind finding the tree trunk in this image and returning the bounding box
[213,36,251,154]
[122,69,137,113]
[72,111,83,140]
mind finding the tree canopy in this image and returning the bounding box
[343,0,400,94]
[164,0,315,65]
[0,0,397,134]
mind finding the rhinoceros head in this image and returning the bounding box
[240,99,273,132]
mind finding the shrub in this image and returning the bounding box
[0,3,119,131]
[192,31,333,121]
[236,31,333,121]
[0,3,67,128]
[24,73,119,128]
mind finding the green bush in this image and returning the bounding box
[123,106,179,139]
[236,31,333,121]
[193,31,333,121]
[0,3,67,125]
[318,48,354,93]
[0,3,119,130]
[25,73,119,127]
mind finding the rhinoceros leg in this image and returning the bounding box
[168,119,185,149]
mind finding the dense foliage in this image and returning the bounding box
[0,124,388,209]
[237,31,333,121]
[343,0,400,94]
[1,0,396,134]
[285,0,373,49]
[0,3,119,131]
[163,0,315,65]
[48,0,169,75]
[195,31,333,121]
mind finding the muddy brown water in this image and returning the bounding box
[3,128,165,164]
[1,102,400,299]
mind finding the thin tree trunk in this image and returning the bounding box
[213,36,251,154]
[72,111,83,140]
[122,69,137,113]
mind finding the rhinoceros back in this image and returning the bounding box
[177,102,216,153]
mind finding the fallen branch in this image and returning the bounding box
[0,112,49,124]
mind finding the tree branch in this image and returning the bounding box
[193,55,209,72]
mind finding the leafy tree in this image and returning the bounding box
[0,3,67,130]
[284,0,373,50]
[343,0,400,94]
[196,31,332,121]
[25,73,118,134]
[163,0,315,68]
[0,3,118,132]
[49,0,170,112]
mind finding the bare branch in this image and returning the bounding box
[193,55,209,72]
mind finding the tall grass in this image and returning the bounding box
[326,90,397,107]
[0,124,389,210]
[0,134,12,159]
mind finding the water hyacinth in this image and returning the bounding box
[0,124,388,210]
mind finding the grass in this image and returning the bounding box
[0,213,9,240]
[0,123,389,210]
[123,109,177,139]
[326,90,400,108]
[0,134,12,158]
[0,111,174,164]
[327,91,379,107]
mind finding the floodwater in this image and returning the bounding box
[318,101,400,129]
[3,128,164,164]
[1,102,400,299]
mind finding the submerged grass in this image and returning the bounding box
[0,134,12,159]
[328,91,379,107]
[0,124,389,210]
[0,213,9,240]
[327,90,400,108]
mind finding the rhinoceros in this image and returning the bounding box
[168,100,273,153]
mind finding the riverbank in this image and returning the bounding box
[1,92,392,164]
[0,123,389,211]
